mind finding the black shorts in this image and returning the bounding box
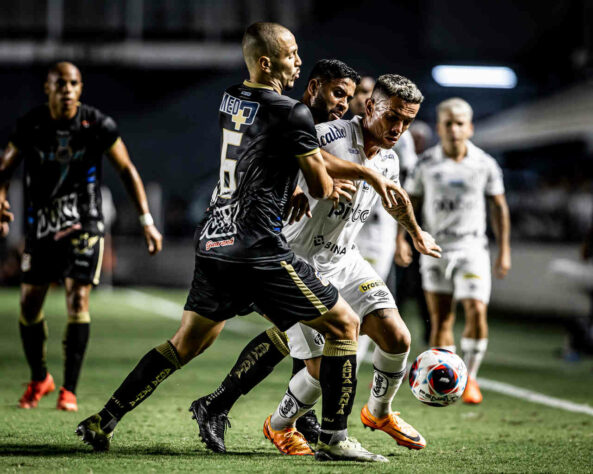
[21,232,104,286]
[184,253,339,331]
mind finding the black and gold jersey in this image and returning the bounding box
[10,104,119,241]
[197,80,320,263]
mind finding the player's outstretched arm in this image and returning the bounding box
[488,193,511,278]
[319,149,409,208]
[387,194,440,259]
[106,138,163,255]
[0,143,21,237]
[296,150,333,199]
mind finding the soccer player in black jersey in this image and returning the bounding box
[192,58,361,452]
[0,62,163,412]
[76,23,403,462]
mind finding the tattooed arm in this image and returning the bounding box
[385,192,441,259]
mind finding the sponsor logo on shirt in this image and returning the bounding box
[319,125,346,147]
[327,201,370,223]
[205,237,235,251]
[36,193,80,239]
[312,235,348,256]
[201,203,239,239]
[358,279,386,292]
[219,92,259,131]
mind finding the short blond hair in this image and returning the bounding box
[437,97,473,121]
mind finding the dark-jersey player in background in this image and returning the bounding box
[0,62,163,412]
[76,23,404,462]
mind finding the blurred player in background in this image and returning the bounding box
[396,97,511,404]
[0,62,163,412]
[77,23,402,462]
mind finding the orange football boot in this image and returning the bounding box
[360,404,426,450]
[462,377,483,404]
[19,373,55,409]
[263,415,314,456]
[57,387,78,411]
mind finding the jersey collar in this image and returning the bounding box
[243,80,275,91]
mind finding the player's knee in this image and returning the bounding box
[333,309,359,341]
[67,290,88,315]
[20,296,44,325]
[375,317,411,353]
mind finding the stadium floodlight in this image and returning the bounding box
[432,65,517,89]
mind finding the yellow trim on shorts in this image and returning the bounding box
[323,339,358,357]
[295,147,320,158]
[92,237,104,285]
[280,260,328,315]
[243,80,274,90]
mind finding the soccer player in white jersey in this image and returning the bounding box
[396,97,511,404]
[264,74,441,453]
[350,76,419,365]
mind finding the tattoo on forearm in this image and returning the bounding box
[387,200,420,237]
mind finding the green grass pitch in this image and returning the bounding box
[0,287,592,472]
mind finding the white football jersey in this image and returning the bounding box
[284,116,400,276]
[355,130,416,280]
[405,141,504,251]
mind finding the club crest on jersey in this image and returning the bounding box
[219,92,259,130]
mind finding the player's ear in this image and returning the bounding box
[468,122,474,139]
[307,78,320,97]
[365,97,374,117]
[43,80,50,96]
[258,56,272,74]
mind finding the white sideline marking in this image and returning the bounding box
[122,289,593,417]
[477,377,593,417]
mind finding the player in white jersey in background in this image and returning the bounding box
[396,98,511,404]
[350,76,419,365]
[265,74,441,454]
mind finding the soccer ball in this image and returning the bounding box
[409,349,468,407]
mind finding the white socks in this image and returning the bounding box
[356,334,373,373]
[270,367,321,430]
[367,346,409,418]
[460,338,488,379]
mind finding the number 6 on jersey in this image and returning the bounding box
[219,128,243,198]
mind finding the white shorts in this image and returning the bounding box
[286,255,396,359]
[420,246,491,304]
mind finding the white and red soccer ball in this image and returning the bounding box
[409,349,468,407]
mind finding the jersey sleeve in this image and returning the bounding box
[98,114,120,152]
[485,157,505,195]
[405,161,423,196]
[285,103,320,157]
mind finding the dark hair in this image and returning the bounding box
[373,74,424,104]
[308,59,361,85]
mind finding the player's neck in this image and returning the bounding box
[361,126,381,159]
[48,103,78,121]
[442,142,467,162]
[247,74,281,94]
